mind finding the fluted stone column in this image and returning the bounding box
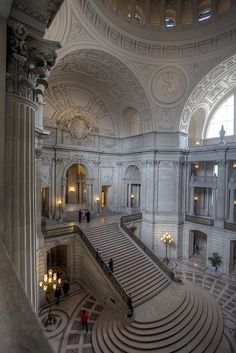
[190,187,194,214]
[5,94,37,305]
[4,22,58,307]
[215,160,226,227]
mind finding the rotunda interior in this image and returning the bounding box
[1,0,236,352]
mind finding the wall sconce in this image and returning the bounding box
[96,196,100,202]
[131,194,135,199]
[195,141,200,146]
[194,163,200,169]
[233,162,236,168]
[194,196,199,201]
[57,200,62,206]
[69,186,75,192]
[234,200,236,205]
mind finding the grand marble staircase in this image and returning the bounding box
[91,282,224,353]
[82,222,226,353]
[83,222,171,307]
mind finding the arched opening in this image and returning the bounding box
[47,244,71,279]
[189,230,207,266]
[65,163,87,211]
[205,94,234,139]
[123,165,141,212]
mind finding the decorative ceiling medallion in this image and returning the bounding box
[55,107,98,140]
[151,67,186,105]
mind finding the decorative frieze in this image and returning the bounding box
[180,55,236,132]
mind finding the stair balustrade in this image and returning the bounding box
[120,214,178,282]
[43,225,133,317]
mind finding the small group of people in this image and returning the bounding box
[54,279,70,304]
[79,209,91,223]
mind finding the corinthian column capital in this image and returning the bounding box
[7,22,58,101]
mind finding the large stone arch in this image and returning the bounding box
[180,54,236,133]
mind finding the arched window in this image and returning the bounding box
[206,95,234,138]
[198,9,212,21]
[165,17,175,27]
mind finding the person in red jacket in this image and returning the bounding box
[81,310,89,334]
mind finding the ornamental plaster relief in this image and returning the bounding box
[45,83,114,137]
[151,67,186,106]
[157,107,176,130]
[49,49,153,132]
[68,13,92,41]
[180,55,236,132]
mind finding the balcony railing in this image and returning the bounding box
[43,225,133,317]
[120,214,178,282]
[224,222,236,231]
[185,214,214,226]
[191,175,217,182]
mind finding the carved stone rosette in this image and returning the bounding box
[6,22,57,101]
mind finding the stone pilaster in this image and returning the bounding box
[215,160,226,227]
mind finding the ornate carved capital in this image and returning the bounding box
[35,148,43,159]
[7,22,57,101]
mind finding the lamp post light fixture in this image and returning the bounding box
[96,196,100,213]
[160,232,174,265]
[39,269,61,327]
[57,200,62,221]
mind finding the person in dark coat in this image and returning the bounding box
[85,209,90,223]
[54,287,62,305]
[79,209,82,223]
[109,258,113,273]
[63,280,70,296]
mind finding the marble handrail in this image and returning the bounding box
[43,225,133,317]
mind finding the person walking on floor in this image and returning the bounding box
[63,280,70,296]
[81,310,89,334]
[109,258,114,273]
[54,287,62,305]
[79,209,82,223]
[85,209,90,223]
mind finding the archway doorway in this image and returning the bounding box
[189,230,207,265]
[123,165,141,213]
[47,245,70,278]
[65,163,87,211]
[102,185,109,209]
